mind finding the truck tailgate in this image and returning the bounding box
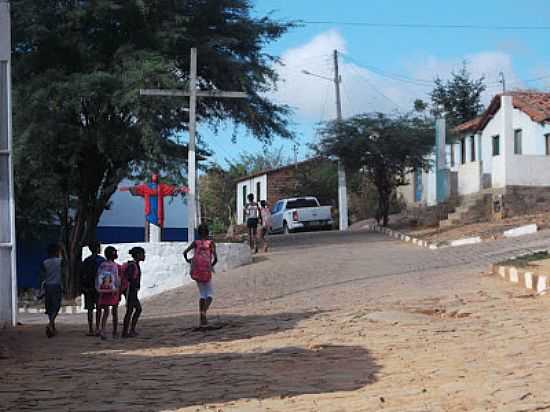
[295,206,332,222]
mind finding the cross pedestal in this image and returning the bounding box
[145,222,162,243]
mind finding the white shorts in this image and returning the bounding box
[196,281,213,299]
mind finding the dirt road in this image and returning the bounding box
[2,230,550,411]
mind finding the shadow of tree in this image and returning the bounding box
[3,344,380,410]
[0,312,381,410]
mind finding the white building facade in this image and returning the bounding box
[401,92,550,219]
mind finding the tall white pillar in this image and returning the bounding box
[501,94,514,187]
[0,0,17,326]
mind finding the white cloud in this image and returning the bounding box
[274,30,525,121]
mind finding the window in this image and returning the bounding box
[256,182,261,202]
[546,133,550,156]
[242,185,247,207]
[470,135,476,162]
[514,129,522,154]
[286,198,319,209]
[461,138,466,164]
[492,135,500,156]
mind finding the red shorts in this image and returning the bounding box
[98,291,119,306]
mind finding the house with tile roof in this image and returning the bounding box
[400,91,550,224]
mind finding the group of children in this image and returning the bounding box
[80,242,145,340]
[41,223,220,337]
[244,193,272,253]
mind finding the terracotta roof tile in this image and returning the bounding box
[452,116,483,133]
[455,91,550,133]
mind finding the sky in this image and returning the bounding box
[200,0,550,168]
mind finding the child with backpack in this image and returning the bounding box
[96,246,120,340]
[183,224,218,327]
[80,241,105,336]
[122,247,145,338]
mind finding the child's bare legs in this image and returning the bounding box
[112,305,118,338]
[248,227,255,250]
[199,298,207,326]
[100,306,109,339]
[252,227,258,252]
[261,228,268,252]
[95,307,101,334]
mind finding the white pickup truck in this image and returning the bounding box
[269,197,333,234]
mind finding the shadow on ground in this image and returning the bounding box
[1,311,380,411]
[1,344,379,411]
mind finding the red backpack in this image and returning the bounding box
[190,240,213,282]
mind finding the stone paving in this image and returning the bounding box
[3,229,550,411]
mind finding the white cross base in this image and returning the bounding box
[147,222,162,243]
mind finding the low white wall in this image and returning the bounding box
[83,242,251,299]
[506,155,550,187]
[458,161,482,195]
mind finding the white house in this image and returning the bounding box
[401,91,550,221]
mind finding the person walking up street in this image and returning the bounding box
[244,193,260,253]
[259,200,272,252]
[183,224,218,327]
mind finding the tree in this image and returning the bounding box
[430,63,486,127]
[12,0,294,296]
[317,113,434,226]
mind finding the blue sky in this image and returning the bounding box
[200,0,550,167]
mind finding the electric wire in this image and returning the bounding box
[298,20,550,31]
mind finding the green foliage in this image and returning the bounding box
[317,113,434,226]
[281,159,338,207]
[430,63,486,127]
[11,0,294,295]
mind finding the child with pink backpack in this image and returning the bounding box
[183,224,218,326]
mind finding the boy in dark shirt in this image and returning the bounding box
[80,241,105,336]
[122,247,145,338]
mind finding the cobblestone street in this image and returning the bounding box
[3,230,550,411]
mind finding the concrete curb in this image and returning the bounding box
[490,263,550,294]
[366,223,539,250]
[364,224,438,249]
[18,305,85,314]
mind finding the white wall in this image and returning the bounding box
[83,241,252,300]
[99,179,188,228]
[236,174,267,224]
[458,161,482,195]
[506,155,550,186]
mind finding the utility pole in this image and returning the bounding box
[334,49,349,231]
[141,48,248,243]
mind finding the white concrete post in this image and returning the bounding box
[0,0,17,326]
[187,48,197,243]
[501,94,514,187]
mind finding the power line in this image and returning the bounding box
[346,63,405,112]
[299,20,550,31]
